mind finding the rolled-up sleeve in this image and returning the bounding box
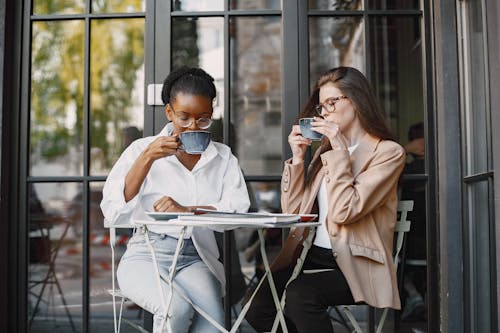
[101,144,145,225]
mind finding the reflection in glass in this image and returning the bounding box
[28,182,83,332]
[172,0,224,11]
[30,21,85,177]
[33,0,85,15]
[171,17,225,140]
[466,181,491,333]
[368,16,423,141]
[92,0,145,13]
[90,19,145,175]
[230,16,282,176]
[402,121,426,173]
[460,1,488,174]
[231,0,281,10]
[308,0,362,11]
[309,17,364,88]
[367,0,419,10]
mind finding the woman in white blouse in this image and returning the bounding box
[101,67,250,333]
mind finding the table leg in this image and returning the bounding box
[144,226,186,333]
[257,229,288,333]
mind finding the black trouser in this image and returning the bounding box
[245,245,355,333]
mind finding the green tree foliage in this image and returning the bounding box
[30,1,144,169]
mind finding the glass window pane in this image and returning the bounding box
[402,121,426,172]
[172,0,224,11]
[92,0,145,13]
[171,17,225,141]
[33,0,85,15]
[368,16,424,146]
[367,0,419,10]
[90,18,145,176]
[309,0,363,10]
[466,181,492,333]
[309,17,365,87]
[231,0,281,10]
[461,1,489,175]
[28,182,83,332]
[230,16,282,176]
[30,21,85,177]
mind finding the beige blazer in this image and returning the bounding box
[279,133,406,309]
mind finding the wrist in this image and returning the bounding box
[140,149,156,165]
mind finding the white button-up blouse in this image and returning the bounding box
[101,122,251,237]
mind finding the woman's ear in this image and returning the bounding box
[165,104,173,121]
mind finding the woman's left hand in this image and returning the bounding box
[153,196,190,212]
[311,117,348,150]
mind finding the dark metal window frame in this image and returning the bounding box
[4,0,443,332]
[18,1,148,332]
[456,0,497,331]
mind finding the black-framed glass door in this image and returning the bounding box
[150,1,433,332]
[23,1,148,332]
[457,0,496,331]
[19,0,436,332]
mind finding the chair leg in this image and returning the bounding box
[118,297,125,333]
[53,271,76,332]
[329,306,352,332]
[342,306,364,333]
[376,308,389,333]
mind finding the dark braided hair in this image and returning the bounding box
[161,66,217,105]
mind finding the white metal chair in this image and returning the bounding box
[107,223,149,333]
[268,200,414,333]
[340,200,414,333]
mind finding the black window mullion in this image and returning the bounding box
[282,0,300,161]
[19,0,34,332]
[143,0,155,137]
[223,4,230,147]
[364,1,370,80]
[222,2,232,328]
[152,0,171,134]
[488,177,498,332]
[170,10,281,17]
[81,1,91,328]
[298,0,309,117]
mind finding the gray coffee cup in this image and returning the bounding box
[179,130,211,154]
[299,118,323,140]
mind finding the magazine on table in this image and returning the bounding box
[181,209,317,224]
[145,209,317,225]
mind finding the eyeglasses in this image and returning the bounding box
[171,107,212,129]
[314,95,349,116]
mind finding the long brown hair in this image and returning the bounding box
[301,67,396,187]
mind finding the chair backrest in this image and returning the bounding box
[393,200,414,270]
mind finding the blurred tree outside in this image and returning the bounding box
[30,1,144,172]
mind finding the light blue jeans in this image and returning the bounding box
[117,229,223,333]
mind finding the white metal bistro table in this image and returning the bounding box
[131,215,320,333]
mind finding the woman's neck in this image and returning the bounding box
[344,121,367,147]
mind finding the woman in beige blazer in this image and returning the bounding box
[246,67,406,333]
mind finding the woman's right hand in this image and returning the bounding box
[288,125,311,164]
[124,135,181,202]
[142,135,181,161]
